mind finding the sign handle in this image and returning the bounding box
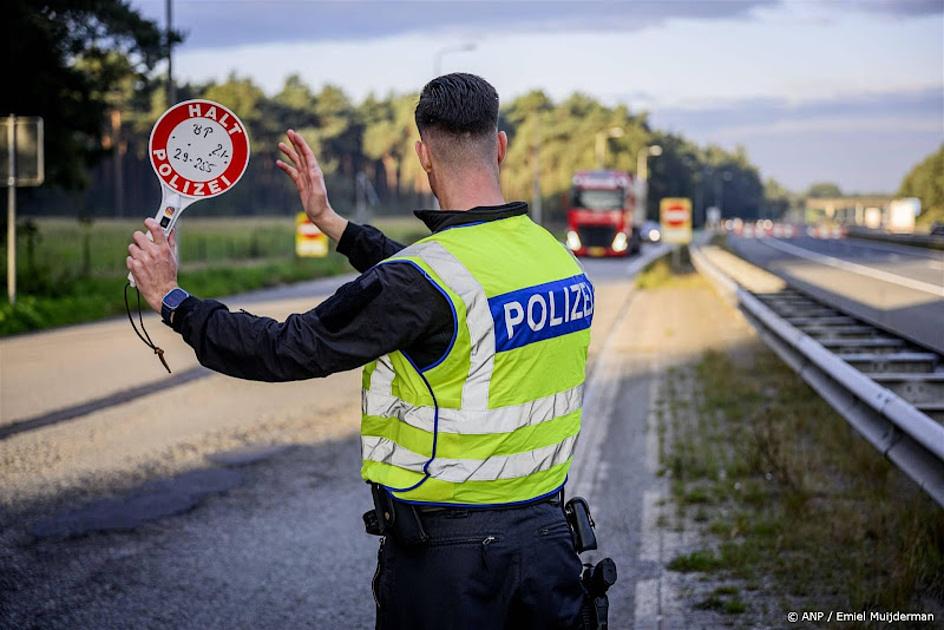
[128,190,184,287]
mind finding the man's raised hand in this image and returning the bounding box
[276,130,348,241]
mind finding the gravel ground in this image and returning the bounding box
[586,265,768,629]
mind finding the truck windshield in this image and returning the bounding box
[572,188,624,211]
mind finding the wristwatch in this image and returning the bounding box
[161,287,191,325]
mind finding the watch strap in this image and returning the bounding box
[161,288,191,325]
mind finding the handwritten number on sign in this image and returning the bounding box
[209,143,230,159]
[194,157,216,173]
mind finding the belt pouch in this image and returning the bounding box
[391,499,429,546]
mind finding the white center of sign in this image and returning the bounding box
[164,117,234,183]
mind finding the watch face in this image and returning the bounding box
[163,288,189,309]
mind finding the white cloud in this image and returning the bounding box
[161,1,942,192]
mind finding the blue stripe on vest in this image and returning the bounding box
[488,273,594,353]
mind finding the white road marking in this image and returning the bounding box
[761,238,944,297]
[639,490,662,563]
[571,245,669,500]
[570,349,623,500]
[627,243,671,276]
[634,578,660,630]
[843,238,944,271]
[645,377,661,475]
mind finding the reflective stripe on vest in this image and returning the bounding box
[364,382,583,435]
[413,241,495,410]
[362,434,578,483]
[360,218,592,505]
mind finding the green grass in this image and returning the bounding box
[646,263,944,623]
[0,216,427,335]
[668,550,723,573]
[664,343,944,619]
[636,247,697,290]
[635,257,674,289]
[3,216,425,277]
[695,593,747,615]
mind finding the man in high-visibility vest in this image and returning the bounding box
[127,73,608,629]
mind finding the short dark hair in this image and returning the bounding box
[415,73,499,137]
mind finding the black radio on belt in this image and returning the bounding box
[564,496,597,552]
[363,482,429,546]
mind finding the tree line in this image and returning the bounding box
[12,1,787,226]
[898,145,943,229]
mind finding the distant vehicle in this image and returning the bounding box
[641,220,661,242]
[565,170,641,257]
[886,198,919,234]
[930,222,944,236]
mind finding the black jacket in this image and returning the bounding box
[167,202,529,381]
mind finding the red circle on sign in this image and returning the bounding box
[148,99,250,199]
[663,204,688,227]
[666,210,685,226]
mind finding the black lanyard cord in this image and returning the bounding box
[124,282,172,374]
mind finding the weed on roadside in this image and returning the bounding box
[664,346,944,625]
[636,249,699,290]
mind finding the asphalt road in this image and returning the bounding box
[2,245,684,629]
[727,235,944,354]
[9,233,936,628]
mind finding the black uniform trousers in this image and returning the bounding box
[372,500,587,629]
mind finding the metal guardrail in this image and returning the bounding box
[691,245,944,508]
[846,226,944,251]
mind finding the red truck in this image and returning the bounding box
[565,170,641,257]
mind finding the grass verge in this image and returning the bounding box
[636,246,697,290]
[0,216,428,336]
[0,256,352,335]
[665,346,944,624]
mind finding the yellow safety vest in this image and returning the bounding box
[360,214,593,505]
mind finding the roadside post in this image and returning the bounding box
[706,206,721,231]
[660,197,693,268]
[2,115,44,304]
[295,212,328,258]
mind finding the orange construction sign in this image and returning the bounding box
[295,212,328,258]
[659,198,693,245]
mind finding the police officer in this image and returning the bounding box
[127,73,597,629]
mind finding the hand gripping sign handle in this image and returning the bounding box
[127,190,189,287]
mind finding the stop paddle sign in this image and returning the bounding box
[128,99,251,286]
[149,99,251,230]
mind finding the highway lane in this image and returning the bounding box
[780,236,944,286]
[0,274,356,428]
[4,233,936,627]
[727,235,944,354]
[0,246,669,628]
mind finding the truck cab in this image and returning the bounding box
[565,170,640,257]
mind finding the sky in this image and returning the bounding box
[132,0,944,194]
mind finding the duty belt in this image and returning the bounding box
[362,482,562,545]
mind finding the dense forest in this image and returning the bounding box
[20,74,788,226]
[10,1,790,226]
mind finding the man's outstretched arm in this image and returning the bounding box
[171,264,449,381]
[126,219,451,381]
